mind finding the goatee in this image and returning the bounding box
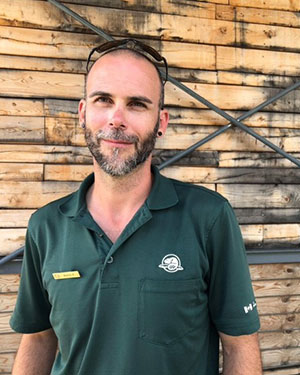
[84,121,159,177]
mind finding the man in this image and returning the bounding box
[10,39,262,374]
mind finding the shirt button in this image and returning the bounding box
[107,256,114,264]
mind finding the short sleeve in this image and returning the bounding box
[10,225,52,333]
[206,201,260,336]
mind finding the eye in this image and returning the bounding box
[95,96,112,104]
[129,100,147,109]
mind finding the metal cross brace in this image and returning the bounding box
[47,0,300,169]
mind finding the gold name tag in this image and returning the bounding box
[52,271,81,280]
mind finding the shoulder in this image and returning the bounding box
[28,191,76,230]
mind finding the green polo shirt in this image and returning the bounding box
[10,167,259,375]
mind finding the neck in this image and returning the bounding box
[87,159,153,223]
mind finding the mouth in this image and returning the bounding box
[102,139,134,148]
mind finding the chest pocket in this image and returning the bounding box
[138,279,202,346]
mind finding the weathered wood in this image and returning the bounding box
[63,0,217,18]
[235,208,300,224]
[44,164,93,182]
[217,46,300,76]
[259,330,300,350]
[0,275,20,293]
[253,279,300,298]
[0,98,43,116]
[0,294,16,313]
[0,1,235,45]
[229,0,300,12]
[217,71,300,89]
[0,313,13,334]
[256,296,300,315]
[0,116,44,143]
[0,54,85,74]
[0,351,15,373]
[0,26,216,71]
[0,181,80,209]
[250,263,300,280]
[0,71,84,99]
[152,150,219,167]
[161,166,300,184]
[262,347,300,368]
[0,229,26,256]
[264,367,300,375]
[219,152,300,168]
[0,145,92,164]
[217,5,300,28]
[0,163,43,181]
[0,210,34,228]
[259,313,300,332]
[217,184,300,208]
[0,333,21,353]
[45,117,85,146]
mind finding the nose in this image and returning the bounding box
[109,106,127,129]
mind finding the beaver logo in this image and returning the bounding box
[158,254,184,273]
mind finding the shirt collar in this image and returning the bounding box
[59,165,178,218]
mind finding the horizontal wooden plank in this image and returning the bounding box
[0,1,235,45]
[217,5,300,28]
[45,164,92,181]
[259,313,300,332]
[256,295,300,315]
[0,333,21,353]
[0,26,216,71]
[217,184,300,208]
[0,116,44,143]
[0,294,16,313]
[264,367,300,375]
[219,152,300,168]
[45,117,85,146]
[0,144,92,164]
[161,166,300,184]
[0,99,43,116]
[0,70,84,99]
[250,263,300,280]
[63,0,217,18]
[217,46,300,76]
[0,210,35,228]
[229,0,300,12]
[0,313,14,334]
[259,330,300,351]
[0,229,26,256]
[262,347,300,369]
[0,163,43,181]
[0,276,20,293]
[0,181,80,209]
[0,351,15,373]
[0,54,85,74]
[253,279,300,298]
[235,208,300,224]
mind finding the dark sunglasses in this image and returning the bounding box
[86,38,168,85]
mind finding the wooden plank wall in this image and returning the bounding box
[0,0,299,373]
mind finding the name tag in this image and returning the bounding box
[52,271,81,280]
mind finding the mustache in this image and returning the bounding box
[95,128,139,143]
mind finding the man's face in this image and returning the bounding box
[79,51,169,177]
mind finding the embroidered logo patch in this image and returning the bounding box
[158,254,184,273]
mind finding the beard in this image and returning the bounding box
[84,120,159,177]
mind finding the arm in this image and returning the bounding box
[219,332,262,375]
[12,328,58,375]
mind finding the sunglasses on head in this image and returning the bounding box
[86,38,168,85]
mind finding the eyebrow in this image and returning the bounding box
[88,91,153,105]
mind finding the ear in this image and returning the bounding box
[78,99,86,125]
[158,109,169,135]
